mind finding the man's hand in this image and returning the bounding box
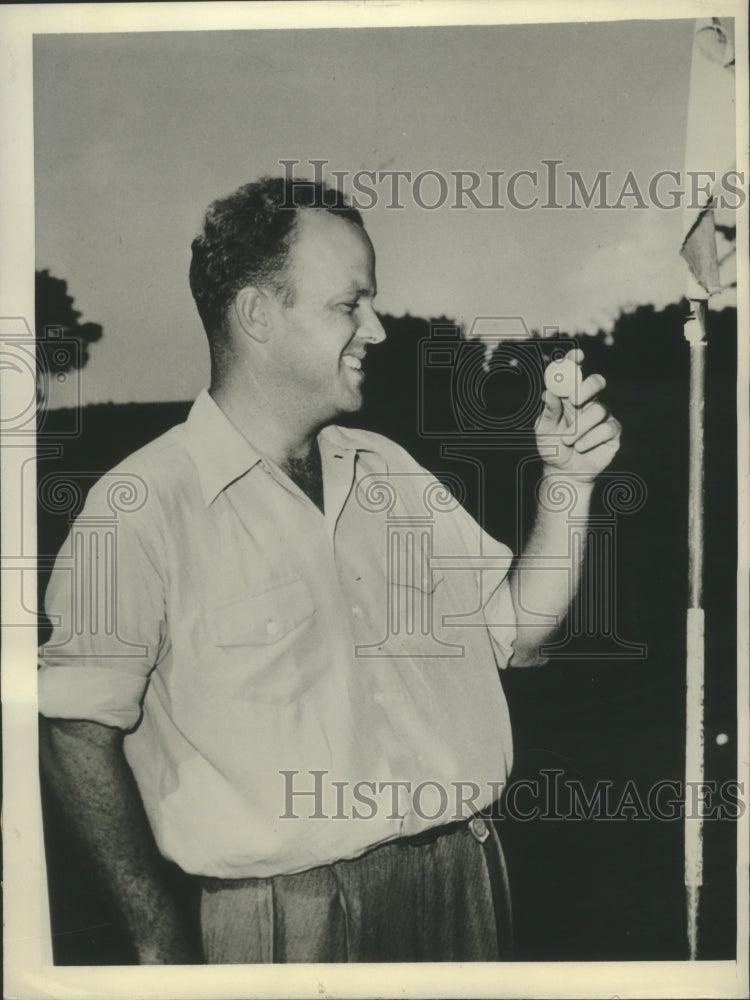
[535,349,621,482]
[509,348,622,665]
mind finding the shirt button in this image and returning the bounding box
[351,604,363,618]
[266,619,279,636]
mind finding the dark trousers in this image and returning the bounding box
[199,818,513,963]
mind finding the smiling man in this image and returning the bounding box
[201,190,386,511]
[38,176,621,964]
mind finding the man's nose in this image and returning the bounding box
[359,304,386,344]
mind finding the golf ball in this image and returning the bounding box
[544,358,582,398]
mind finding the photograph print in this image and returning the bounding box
[3,2,747,998]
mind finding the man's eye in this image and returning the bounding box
[341,302,358,314]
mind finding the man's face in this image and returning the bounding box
[265,211,386,425]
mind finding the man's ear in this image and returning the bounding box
[232,286,272,343]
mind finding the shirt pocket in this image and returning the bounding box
[207,577,315,647]
[205,578,323,705]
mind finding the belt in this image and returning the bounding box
[398,807,494,847]
[398,815,472,848]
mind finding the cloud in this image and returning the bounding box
[549,209,688,334]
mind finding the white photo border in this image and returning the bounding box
[2,2,748,998]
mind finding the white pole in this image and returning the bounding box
[684,298,707,960]
[679,15,735,957]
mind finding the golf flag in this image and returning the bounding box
[679,16,736,961]
[680,17,736,300]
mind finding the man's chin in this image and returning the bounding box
[328,388,364,422]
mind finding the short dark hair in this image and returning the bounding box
[189,176,364,352]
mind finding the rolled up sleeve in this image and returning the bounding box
[442,490,517,668]
[483,573,517,668]
[38,481,166,730]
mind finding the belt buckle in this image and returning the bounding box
[469,816,490,843]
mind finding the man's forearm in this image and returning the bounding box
[39,716,197,964]
[509,469,594,665]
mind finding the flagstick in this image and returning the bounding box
[678,12,734,961]
[684,297,707,960]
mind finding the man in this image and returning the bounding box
[38,176,621,964]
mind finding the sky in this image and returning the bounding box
[33,17,729,406]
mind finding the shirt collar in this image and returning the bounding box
[318,423,378,458]
[184,390,263,506]
[184,389,378,507]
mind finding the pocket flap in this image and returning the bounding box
[207,578,315,646]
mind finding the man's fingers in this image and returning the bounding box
[575,372,606,407]
[572,417,621,454]
[537,389,563,426]
[562,399,609,443]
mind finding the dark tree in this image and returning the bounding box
[35,269,103,382]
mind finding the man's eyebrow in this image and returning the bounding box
[335,284,377,301]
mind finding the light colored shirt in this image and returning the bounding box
[38,389,517,878]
